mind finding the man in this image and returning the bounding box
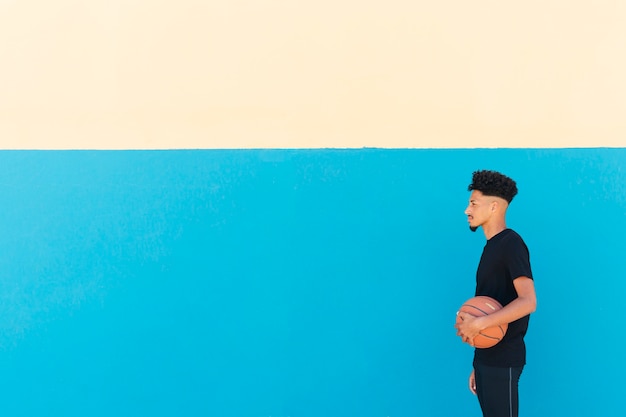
[455,170,537,417]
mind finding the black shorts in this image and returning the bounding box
[474,363,524,417]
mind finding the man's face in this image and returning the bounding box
[464,190,493,232]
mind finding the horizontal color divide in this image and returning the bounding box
[1,129,625,150]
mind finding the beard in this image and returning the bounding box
[469,225,478,232]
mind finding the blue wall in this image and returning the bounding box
[0,149,624,416]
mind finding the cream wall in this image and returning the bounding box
[1,0,625,149]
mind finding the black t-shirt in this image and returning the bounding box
[473,229,533,367]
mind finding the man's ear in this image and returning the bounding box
[491,197,508,212]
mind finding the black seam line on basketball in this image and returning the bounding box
[478,332,502,340]
[478,326,506,338]
[462,304,491,316]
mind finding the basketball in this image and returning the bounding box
[456,296,508,348]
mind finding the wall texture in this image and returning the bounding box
[1,148,624,416]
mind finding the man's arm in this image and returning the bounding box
[455,277,537,345]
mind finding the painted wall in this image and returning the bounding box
[1,148,624,416]
[1,1,626,149]
[2,2,625,416]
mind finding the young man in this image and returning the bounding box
[455,170,537,417]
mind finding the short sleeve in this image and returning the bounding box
[505,235,533,281]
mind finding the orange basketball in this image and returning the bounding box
[456,296,508,348]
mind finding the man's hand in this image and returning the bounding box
[468,369,477,395]
[455,312,483,346]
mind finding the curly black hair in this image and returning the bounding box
[468,170,518,203]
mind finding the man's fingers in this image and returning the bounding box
[463,336,475,346]
[469,371,477,395]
